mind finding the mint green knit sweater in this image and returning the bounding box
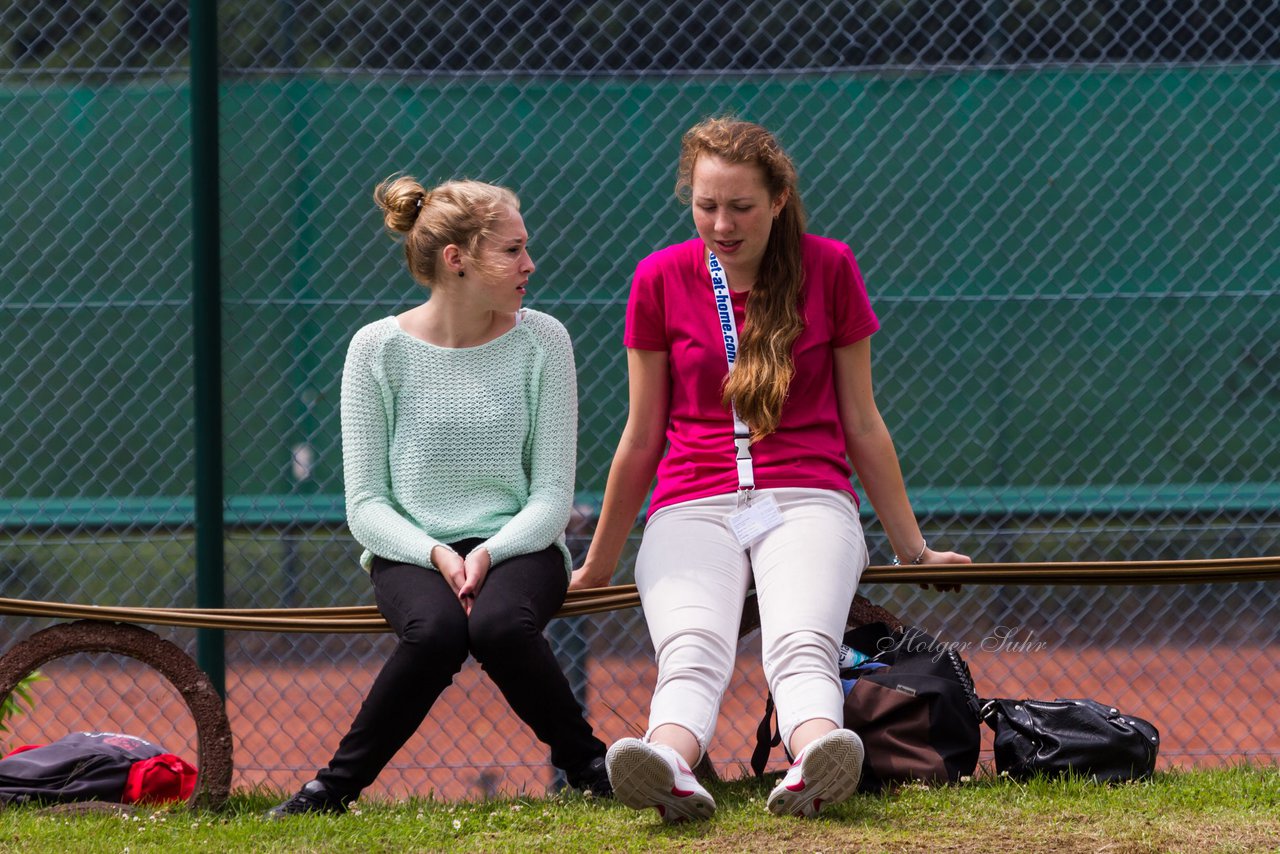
[340,309,577,575]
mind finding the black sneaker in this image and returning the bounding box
[267,780,350,818]
[566,756,613,798]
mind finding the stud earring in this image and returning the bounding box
[458,271,465,277]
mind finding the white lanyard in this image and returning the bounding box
[708,252,755,492]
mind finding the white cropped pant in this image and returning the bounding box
[634,487,868,757]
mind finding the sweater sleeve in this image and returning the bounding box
[476,314,577,568]
[340,322,447,571]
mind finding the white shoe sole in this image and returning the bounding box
[606,739,716,824]
[767,730,864,817]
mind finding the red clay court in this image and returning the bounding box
[7,641,1278,803]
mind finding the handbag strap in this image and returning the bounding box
[750,692,782,778]
[944,649,984,720]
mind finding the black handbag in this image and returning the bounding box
[752,623,982,792]
[980,697,1160,782]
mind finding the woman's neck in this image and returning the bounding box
[399,297,515,348]
[707,247,758,293]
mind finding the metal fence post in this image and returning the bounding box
[190,0,225,699]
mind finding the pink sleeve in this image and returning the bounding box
[623,253,669,351]
[831,243,880,347]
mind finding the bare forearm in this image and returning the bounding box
[847,426,925,562]
[578,441,662,584]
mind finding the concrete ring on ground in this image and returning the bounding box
[0,620,233,811]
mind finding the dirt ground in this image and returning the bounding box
[4,642,1277,803]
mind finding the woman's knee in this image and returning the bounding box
[468,607,541,663]
[762,629,837,685]
[399,610,469,669]
[654,629,736,691]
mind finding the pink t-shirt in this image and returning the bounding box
[625,234,881,517]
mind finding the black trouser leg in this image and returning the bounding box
[316,558,468,798]
[466,546,606,775]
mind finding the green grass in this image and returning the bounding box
[1,766,1278,853]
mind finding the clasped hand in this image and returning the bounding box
[433,545,491,615]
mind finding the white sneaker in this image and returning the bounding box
[605,737,716,823]
[767,728,864,817]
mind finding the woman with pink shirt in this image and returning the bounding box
[571,117,970,821]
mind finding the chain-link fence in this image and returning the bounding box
[2,1,1278,800]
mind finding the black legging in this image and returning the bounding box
[315,540,605,797]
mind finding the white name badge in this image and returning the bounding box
[726,491,784,546]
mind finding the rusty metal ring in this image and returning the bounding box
[0,620,232,811]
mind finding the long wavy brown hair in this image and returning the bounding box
[676,117,807,442]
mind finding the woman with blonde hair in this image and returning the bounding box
[270,176,608,815]
[572,118,969,821]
